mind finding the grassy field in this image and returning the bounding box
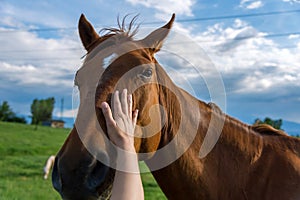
[0,121,166,200]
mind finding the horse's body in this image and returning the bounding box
[150,94,300,199]
[52,14,300,200]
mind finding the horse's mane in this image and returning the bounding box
[99,14,140,38]
[251,124,287,136]
[207,102,288,137]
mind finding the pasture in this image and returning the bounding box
[0,122,166,199]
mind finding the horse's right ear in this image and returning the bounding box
[78,14,100,51]
[141,13,175,54]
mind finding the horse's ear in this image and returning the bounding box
[141,13,175,53]
[78,14,100,51]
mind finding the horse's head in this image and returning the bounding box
[52,14,175,199]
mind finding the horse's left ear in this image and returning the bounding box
[78,14,100,52]
[141,14,175,53]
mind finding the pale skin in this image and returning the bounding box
[101,89,144,200]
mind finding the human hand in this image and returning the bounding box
[101,89,138,152]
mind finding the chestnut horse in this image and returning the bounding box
[52,14,300,200]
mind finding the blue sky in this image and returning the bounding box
[0,0,300,133]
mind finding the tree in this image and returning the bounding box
[0,101,27,123]
[0,101,15,121]
[254,117,283,130]
[30,97,55,128]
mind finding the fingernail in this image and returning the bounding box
[101,102,108,109]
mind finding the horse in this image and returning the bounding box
[43,155,55,179]
[52,14,300,200]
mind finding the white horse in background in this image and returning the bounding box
[43,155,55,179]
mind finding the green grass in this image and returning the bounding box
[141,169,166,200]
[0,121,166,199]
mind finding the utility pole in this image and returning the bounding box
[60,98,64,120]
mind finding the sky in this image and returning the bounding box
[0,0,300,133]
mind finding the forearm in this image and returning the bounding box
[110,151,144,200]
[101,90,144,200]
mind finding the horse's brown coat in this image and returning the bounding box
[53,14,300,200]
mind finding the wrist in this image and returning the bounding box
[118,139,136,152]
[115,149,140,172]
[120,144,136,153]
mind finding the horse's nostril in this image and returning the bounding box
[52,157,62,193]
[87,160,109,191]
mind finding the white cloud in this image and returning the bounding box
[283,0,300,4]
[194,21,300,124]
[288,34,300,39]
[0,32,81,117]
[233,19,248,29]
[247,1,263,9]
[0,62,73,87]
[0,26,84,120]
[126,0,195,17]
[239,0,264,9]
[0,27,83,89]
[156,18,300,102]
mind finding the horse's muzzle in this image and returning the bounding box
[52,156,109,200]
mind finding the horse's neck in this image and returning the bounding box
[149,89,263,199]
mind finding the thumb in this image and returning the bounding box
[101,102,116,127]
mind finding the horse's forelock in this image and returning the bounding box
[99,14,140,39]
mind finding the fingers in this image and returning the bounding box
[112,90,122,119]
[128,94,132,118]
[102,90,139,151]
[105,89,138,127]
[101,102,116,127]
[121,89,128,115]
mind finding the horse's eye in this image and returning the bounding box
[142,68,153,78]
